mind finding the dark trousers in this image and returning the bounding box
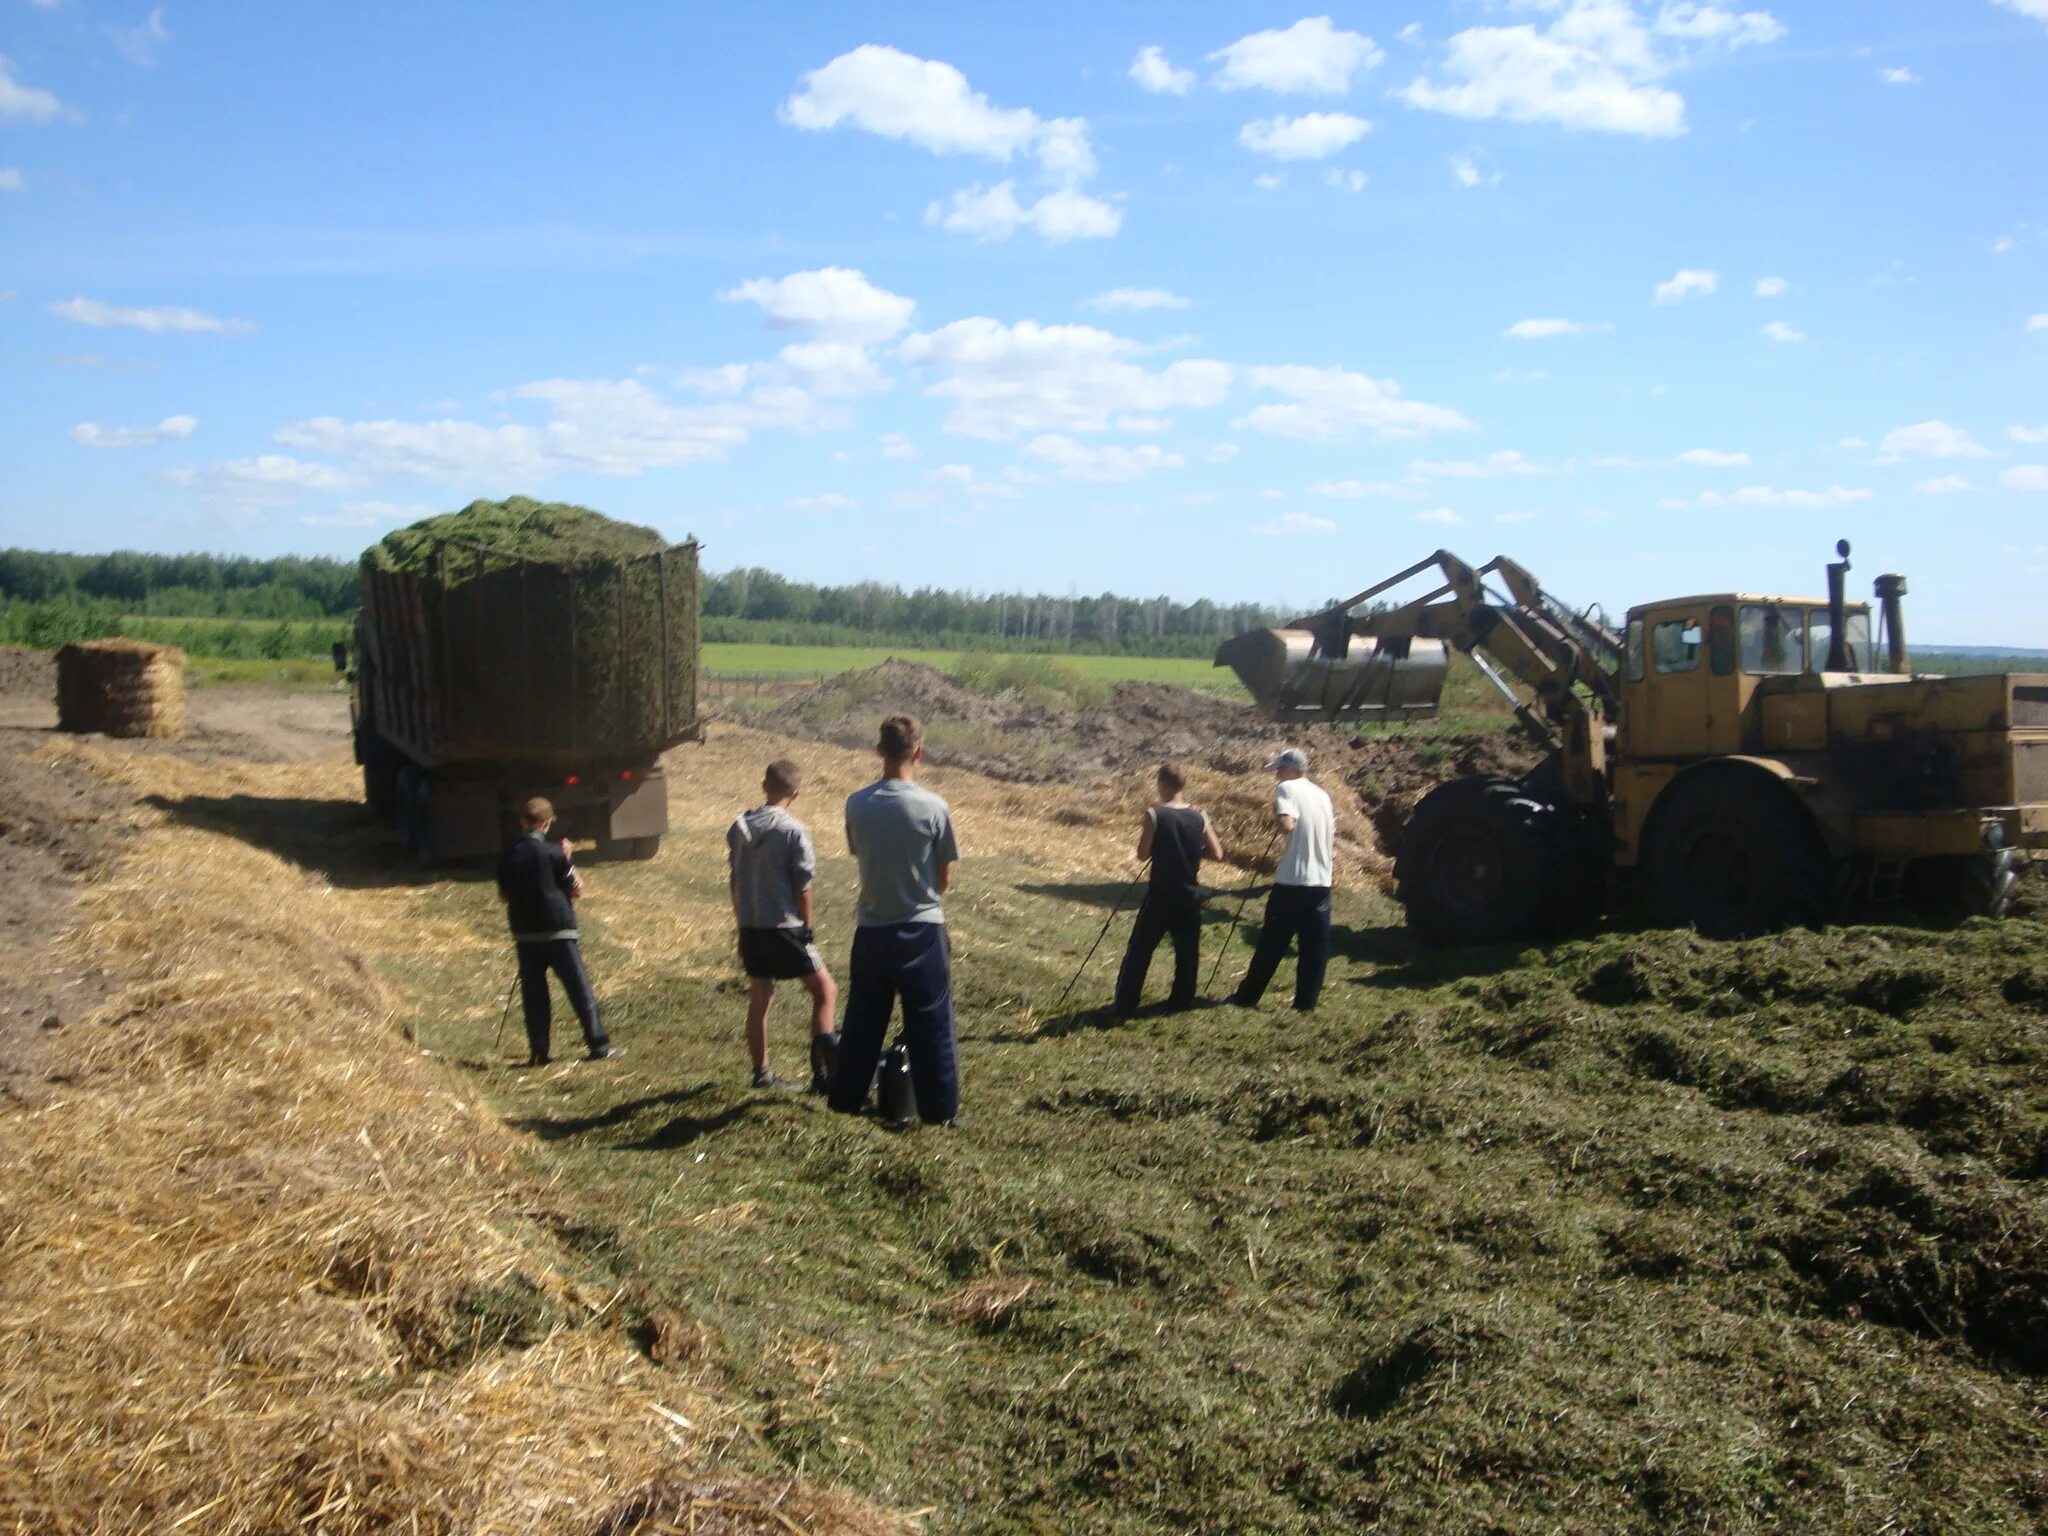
[828,923,958,1124]
[1232,885,1332,1011]
[516,938,607,1061]
[1114,892,1201,1016]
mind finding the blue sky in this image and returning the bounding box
[2,1,2045,643]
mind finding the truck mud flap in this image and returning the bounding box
[608,768,669,841]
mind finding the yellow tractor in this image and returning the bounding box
[1216,543,2047,941]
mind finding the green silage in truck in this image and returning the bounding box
[347,498,701,863]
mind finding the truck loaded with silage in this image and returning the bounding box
[346,498,700,862]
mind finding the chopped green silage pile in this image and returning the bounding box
[365,497,670,575]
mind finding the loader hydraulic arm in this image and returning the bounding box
[1289,550,1623,804]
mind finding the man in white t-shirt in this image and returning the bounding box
[1230,747,1336,1012]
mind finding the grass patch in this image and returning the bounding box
[333,725,2048,1534]
[949,649,1111,709]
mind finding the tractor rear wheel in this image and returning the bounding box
[1396,776,1570,945]
[1908,848,2020,926]
[1640,772,1828,938]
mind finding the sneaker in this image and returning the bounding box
[752,1067,797,1092]
[808,1032,840,1094]
[588,1044,623,1061]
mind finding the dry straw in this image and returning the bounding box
[54,637,186,740]
[0,740,908,1535]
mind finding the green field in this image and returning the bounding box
[702,643,1238,691]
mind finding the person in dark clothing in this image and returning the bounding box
[497,796,615,1066]
[827,714,962,1126]
[1114,763,1225,1018]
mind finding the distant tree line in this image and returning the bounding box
[0,548,1293,659]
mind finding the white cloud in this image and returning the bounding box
[896,317,1230,439]
[1260,488,1286,500]
[1308,478,1403,499]
[1129,45,1194,95]
[1416,506,1463,525]
[300,501,437,530]
[1239,112,1372,160]
[786,492,857,513]
[1324,167,1369,192]
[1912,475,1973,494]
[1237,364,1472,441]
[1654,268,1719,303]
[878,432,918,459]
[772,340,889,397]
[1991,0,2048,29]
[1506,316,1607,338]
[0,56,61,123]
[1676,447,1749,466]
[166,455,351,506]
[1253,172,1285,190]
[0,167,22,192]
[1205,443,1240,463]
[1449,152,1500,187]
[1397,0,1779,138]
[271,368,832,485]
[1257,511,1339,536]
[783,45,1112,243]
[1696,484,1872,509]
[1878,419,1991,459]
[781,45,1073,174]
[2002,465,2048,492]
[1878,66,1917,85]
[718,267,915,342]
[1762,320,1805,343]
[925,181,1122,242]
[1754,275,1787,297]
[2010,424,2048,445]
[1085,286,1190,313]
[926,463,975,486]
[70,414,196,449]
[1022,434,1186,482]
[2029,314,2048,332]
[1837,437,1867,449]
[1409,449,1549,479]
[47,297,256,334]
[891,488,942,511]
[1210,18,1384,95]
[110,7,170,67]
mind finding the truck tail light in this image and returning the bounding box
[564,774,580,786]
[620,769,635,781]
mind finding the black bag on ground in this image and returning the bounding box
[875,1042,916,1125]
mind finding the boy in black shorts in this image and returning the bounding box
[727,759,839,1091]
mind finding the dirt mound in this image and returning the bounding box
[756,661,1541,870]
[1343,731,1544,856]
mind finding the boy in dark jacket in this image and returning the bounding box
[497,796,614,1066]
[1114,763,1225,1018]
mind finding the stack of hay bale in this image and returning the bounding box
[55,638,186,739]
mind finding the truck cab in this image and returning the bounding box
[1617,594,1877,762]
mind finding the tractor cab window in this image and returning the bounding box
[1626,616,1646,682]
[1652,619,1702,674]
[1807,607,1875,672]
[1739,603,1806,675]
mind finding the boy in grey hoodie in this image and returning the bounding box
[727,759,839,1091]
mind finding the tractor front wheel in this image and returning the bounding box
[1396,776,1566,945]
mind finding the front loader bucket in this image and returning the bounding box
[1215,628,1448,725]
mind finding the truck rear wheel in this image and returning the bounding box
[1908,849,2020,926]
[1395,776,1564,945]
[394,764,437,864]
[1640,772,1827,938]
